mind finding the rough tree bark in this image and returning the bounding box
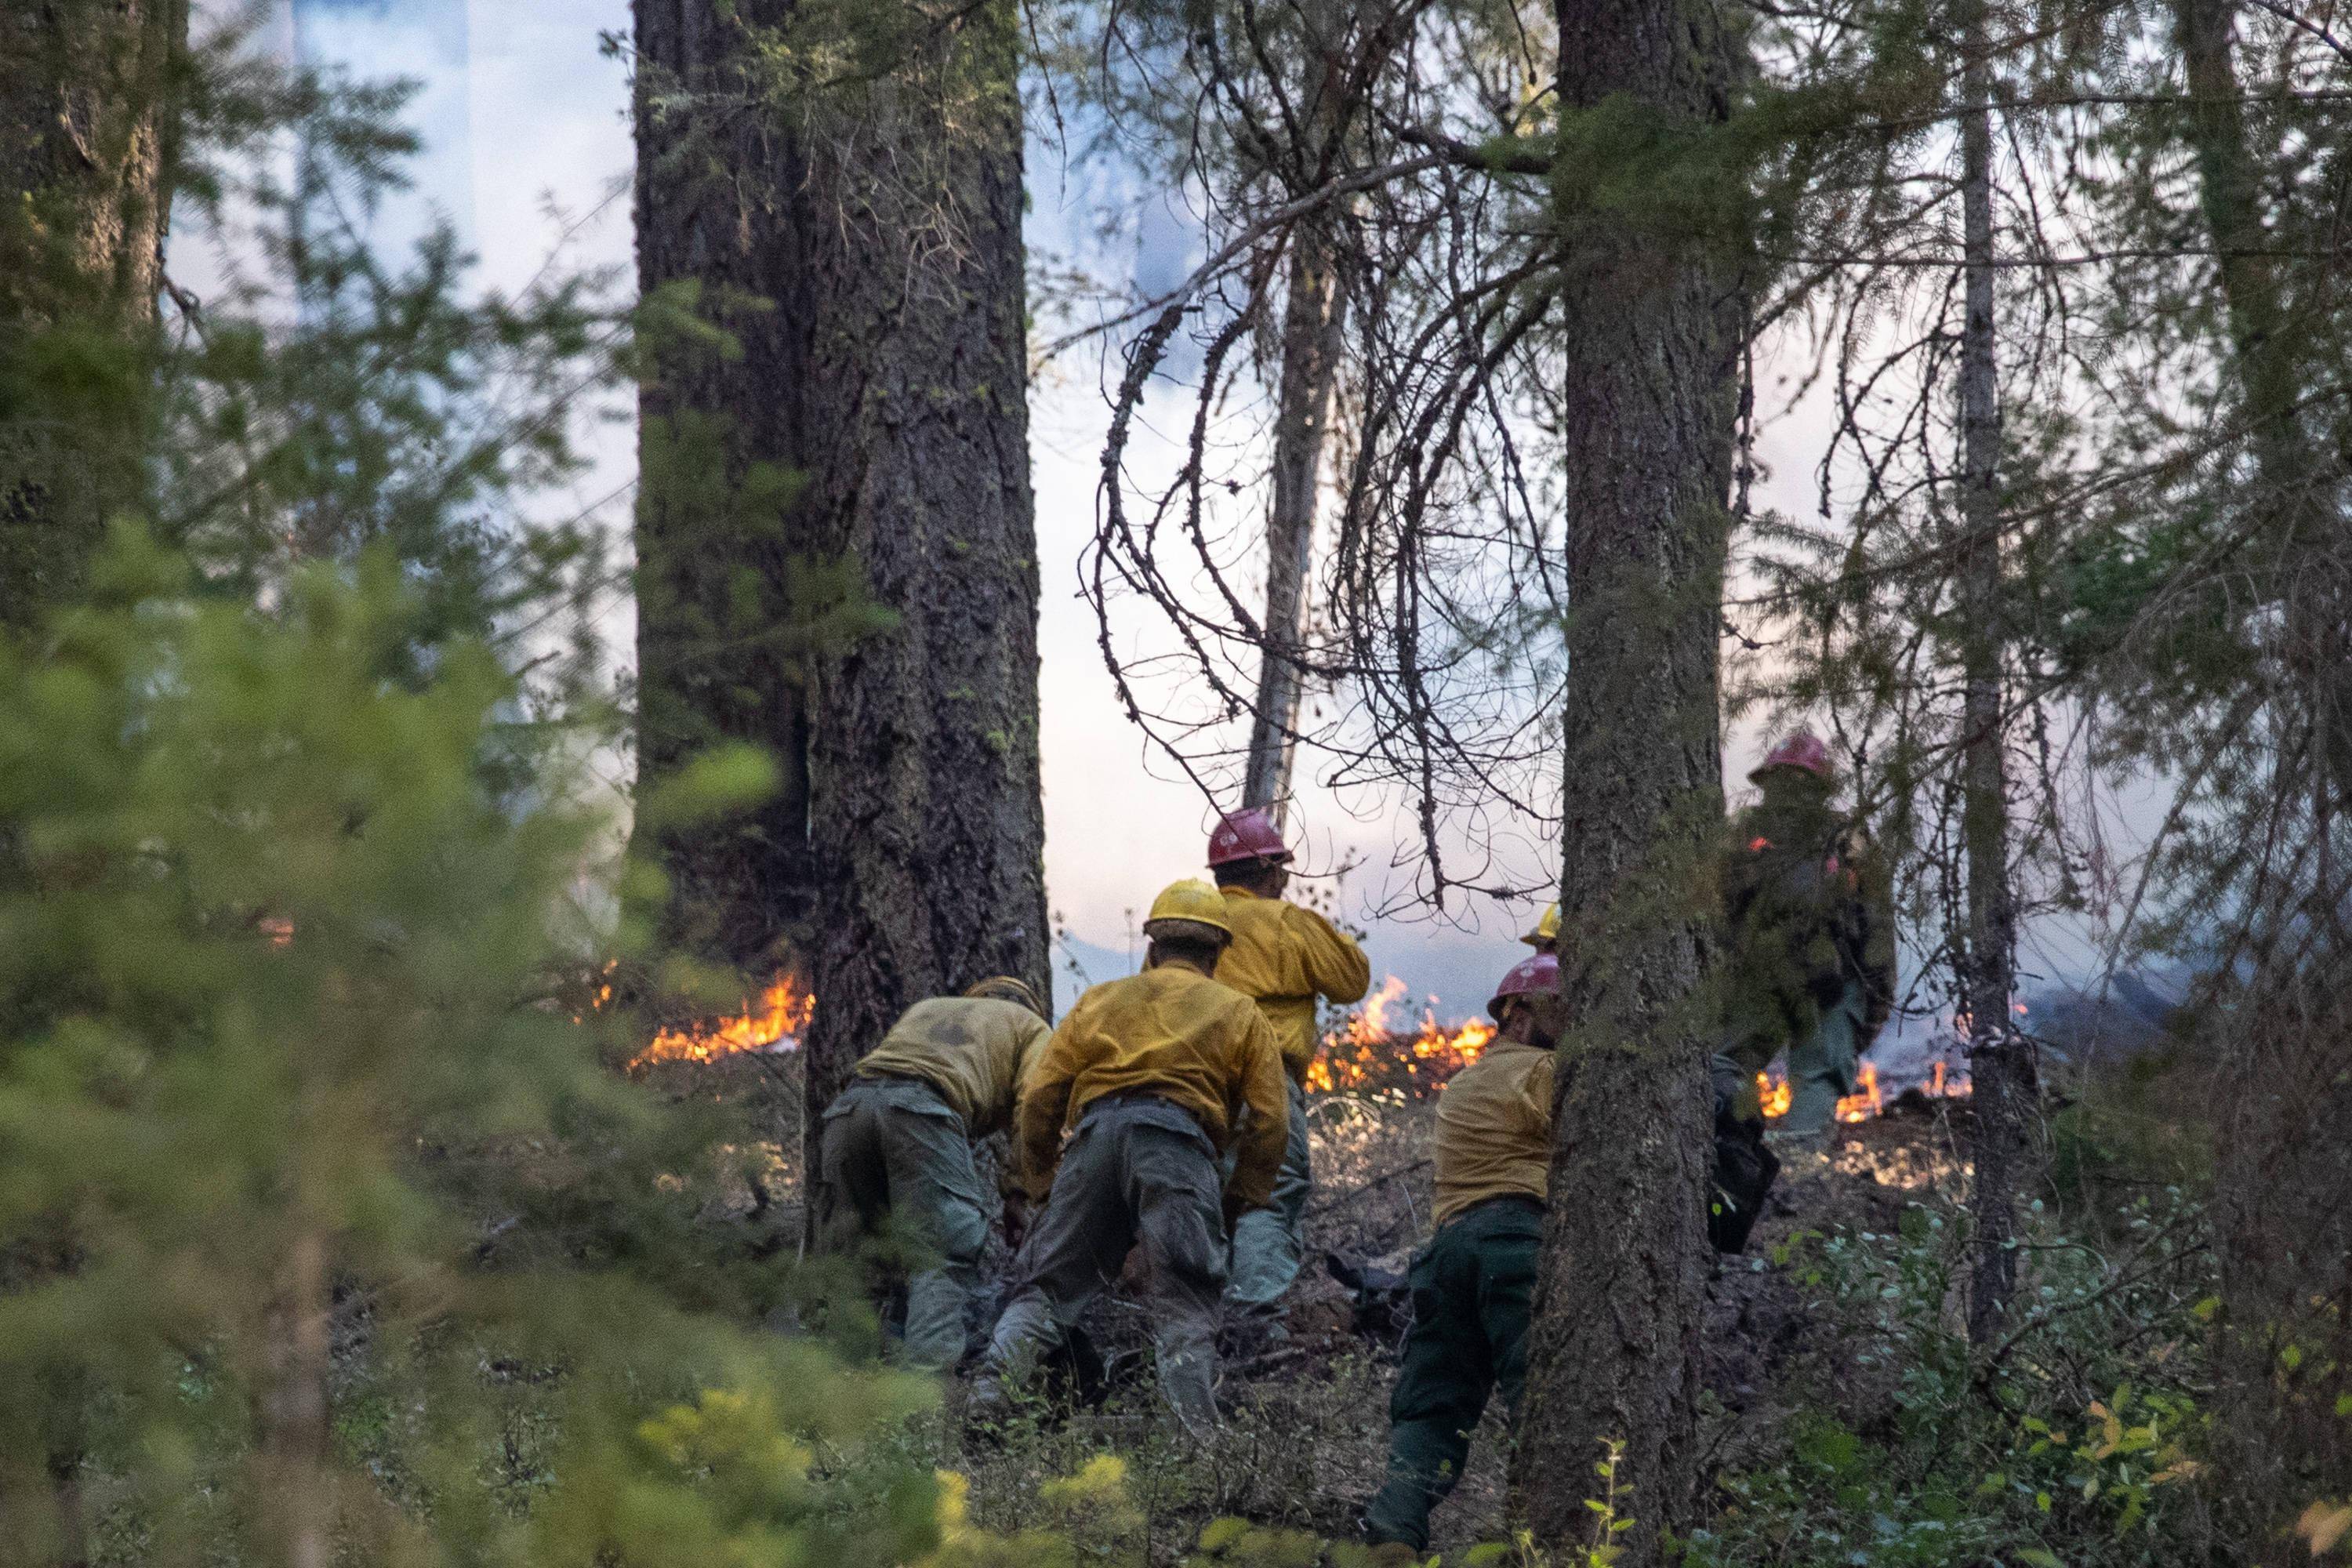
[1510,0,1745,1556]
[1242,223,1346,818]
[789,10,1050,1149]
[2172,0,2352,1548]
[0,0,186,632]
[0,11,184,1555]
[1955,0,2029,1349]
[632,0,816,977]
[632,1,1049,1202]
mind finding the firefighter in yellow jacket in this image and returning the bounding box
[971,880,1289,1432]
[815,978,1052,1370]
[1205,807,1370,1328]
[1362,953,1559,1552]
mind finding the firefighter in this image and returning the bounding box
[1521,902,1559,956]
[1205,807,1371,1331]
[970,879,1289,1434]
[1721,731,1897,1138]
[1359,953,1561,1554]
[814,977,1053,1370]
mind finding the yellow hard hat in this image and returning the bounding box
[1144,878,1234,938]
[1521,902,1561,947]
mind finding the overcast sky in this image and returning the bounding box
[223,1,2141,1059]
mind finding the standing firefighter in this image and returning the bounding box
[815,978,1053,1370]
[971,880,1288,1434]
[1206,807,1370,1331]
[1521,902,1559,956]
[1722,731,1897,1138]
[1360,953,1561,1552]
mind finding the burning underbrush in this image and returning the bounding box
[1310,975,1971,1126]
[627,973,813,1069]
[602,968,2190,1563]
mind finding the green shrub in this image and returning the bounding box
[1689,1195,2217,1568]
[0,533,941,1566]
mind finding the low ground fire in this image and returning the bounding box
[626,970,1973,1127]
[1309,976,1972,1121]
[629,975,813,1069]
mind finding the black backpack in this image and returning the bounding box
[1708,1060,1780,1254]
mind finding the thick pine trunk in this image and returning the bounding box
[0,0,185,630]
[1510,0,1744,1556]
[632,2,1048,1196]
[2172,1,2352,1547]
[1955,0,2028,1349]
[1243,226,1346,818]
[0,9,183,1548]
[632,0,816,976]
[791,20,1049,1136]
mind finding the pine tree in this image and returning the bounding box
[1954,0,2029,1348]
[630,0,1049,1215]
[0,0,187,630]
[1510,0,1749,1553]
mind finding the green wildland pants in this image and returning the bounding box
[1361,1197,1543,1552]
[1780,978,1867,1136]
[976,1094,1229,1432]
[1226,1077,1311,1319]
[816,1076,993,1370]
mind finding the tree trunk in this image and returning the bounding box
[1510,1,1744,1556]
[1243,224,1346,818]
[1955,0,2029,1350]
[0,10,183,1547]
[260,1228,331,1568]
[0,0,185,631]
[631,0,817,977]
[632,1,1048,1203]
[2172,1,2352,1548]
[791,15,1049,1146]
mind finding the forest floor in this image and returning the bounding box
[655,1054,1984,1559]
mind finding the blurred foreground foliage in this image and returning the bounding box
[0,529,942,1566]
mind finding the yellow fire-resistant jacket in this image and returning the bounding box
[1432,1036,1556,1227]
[1015,961,1290,1209]
[1213,887,1372,1084]
[853,996,1052,1144]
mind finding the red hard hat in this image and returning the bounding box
[1207,807,1293,867]
[1487,951,1559,1021]
[1750,730,1832,784]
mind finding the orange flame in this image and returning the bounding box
[1755,1057,1972,1123]
[630,975,813,1069]
[1836,1062,1882,1123]
[1308,976,1497,1095]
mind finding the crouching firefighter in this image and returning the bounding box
[1361,953,1561,1553]
[814,977,1053,1370]
[969,880,1289,1436]
[1206,807,1371,1334]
